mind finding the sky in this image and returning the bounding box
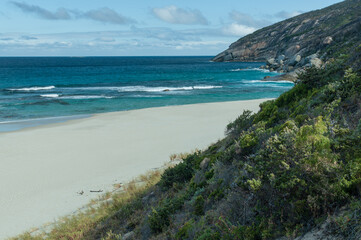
[0,0,343,56]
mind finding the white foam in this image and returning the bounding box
[230,68,270,73]
[192,86,222,90]
[245,80,294,84]
[8,86,56,91]
[59,95,113,100]
[130,95,162,98]
[70,85,222,92]
[41,94,60,98]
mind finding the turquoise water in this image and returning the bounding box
[0,56,293,129]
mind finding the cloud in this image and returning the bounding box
[130,26,195,41]
[274,11,303,19]
[11,1,71,20]
[11,2,134,25]
[20,35,38,40]
[82,8,135,24]
[221,23,256,36]
[220,11,271,37]
[229,11,271,28]
[0,29,234,56]
[94,37,116,43]
[152,6,208,25]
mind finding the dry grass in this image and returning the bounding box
[169,149,200,162]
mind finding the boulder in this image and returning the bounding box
[289,54,302,66]
[266,58,276,65]
[323,36,333,45]
[306,53,318,61]
[200,158,210,170]
[310,58,323,68]
[123,231,135,240]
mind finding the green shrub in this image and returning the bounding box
[175,220,194,240]
[194,195,205,216]
[148,207,170,233]
[159,162,194,190]
[226,110,254,136]
[148,193,188,234]
[196,228,221,240]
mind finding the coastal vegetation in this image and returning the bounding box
[12,50,361,239]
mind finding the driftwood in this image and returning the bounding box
[90,190,103,193]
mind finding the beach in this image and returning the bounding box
[0,99,270,239]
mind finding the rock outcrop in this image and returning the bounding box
[213,0,361,73]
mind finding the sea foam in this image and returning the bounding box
[9,86,56,91]
[230,68,270,73]
[59,95,113,100]
[245,80,294,84]
[41,94,60,98]
[71,85,222,92]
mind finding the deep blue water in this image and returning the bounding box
[0,56,293,124]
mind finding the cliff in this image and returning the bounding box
[213,0,361,73]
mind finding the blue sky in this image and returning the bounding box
[0,0,343,56]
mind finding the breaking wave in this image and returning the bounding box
[8,86,55,91]
[41,94,60,98]
[230,68,270,73]
[70,85,222,92]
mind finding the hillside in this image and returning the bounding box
[213,0,361,73]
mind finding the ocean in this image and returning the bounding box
[0,56,294,131]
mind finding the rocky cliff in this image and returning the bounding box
[213,0,361,73]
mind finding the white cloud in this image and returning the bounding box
[82,8,135,24]
[0,27,237,55]
[152,5,208,25]
[94,37,116,42]
[11,1,71,20]
[20,35,38,40]
[11,2,134,25]
[222,23,256,36]
[173,40,229,50]
[230,11,270,28]
[274,10,303,19]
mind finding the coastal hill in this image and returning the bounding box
[212,0,361,73]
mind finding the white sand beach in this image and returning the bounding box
[0,99,270,239]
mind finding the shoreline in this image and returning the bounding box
[0,114,91,133]
[0,98,272,239]
[0,98,274,134]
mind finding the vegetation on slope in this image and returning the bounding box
[13,50,361,239]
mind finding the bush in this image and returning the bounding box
[148,207,170,233]
[159,162,194,190]
[175,221,193,239]
[194,195,205,216]
[226,110,254,136]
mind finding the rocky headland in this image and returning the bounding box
[213,0,361,81]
